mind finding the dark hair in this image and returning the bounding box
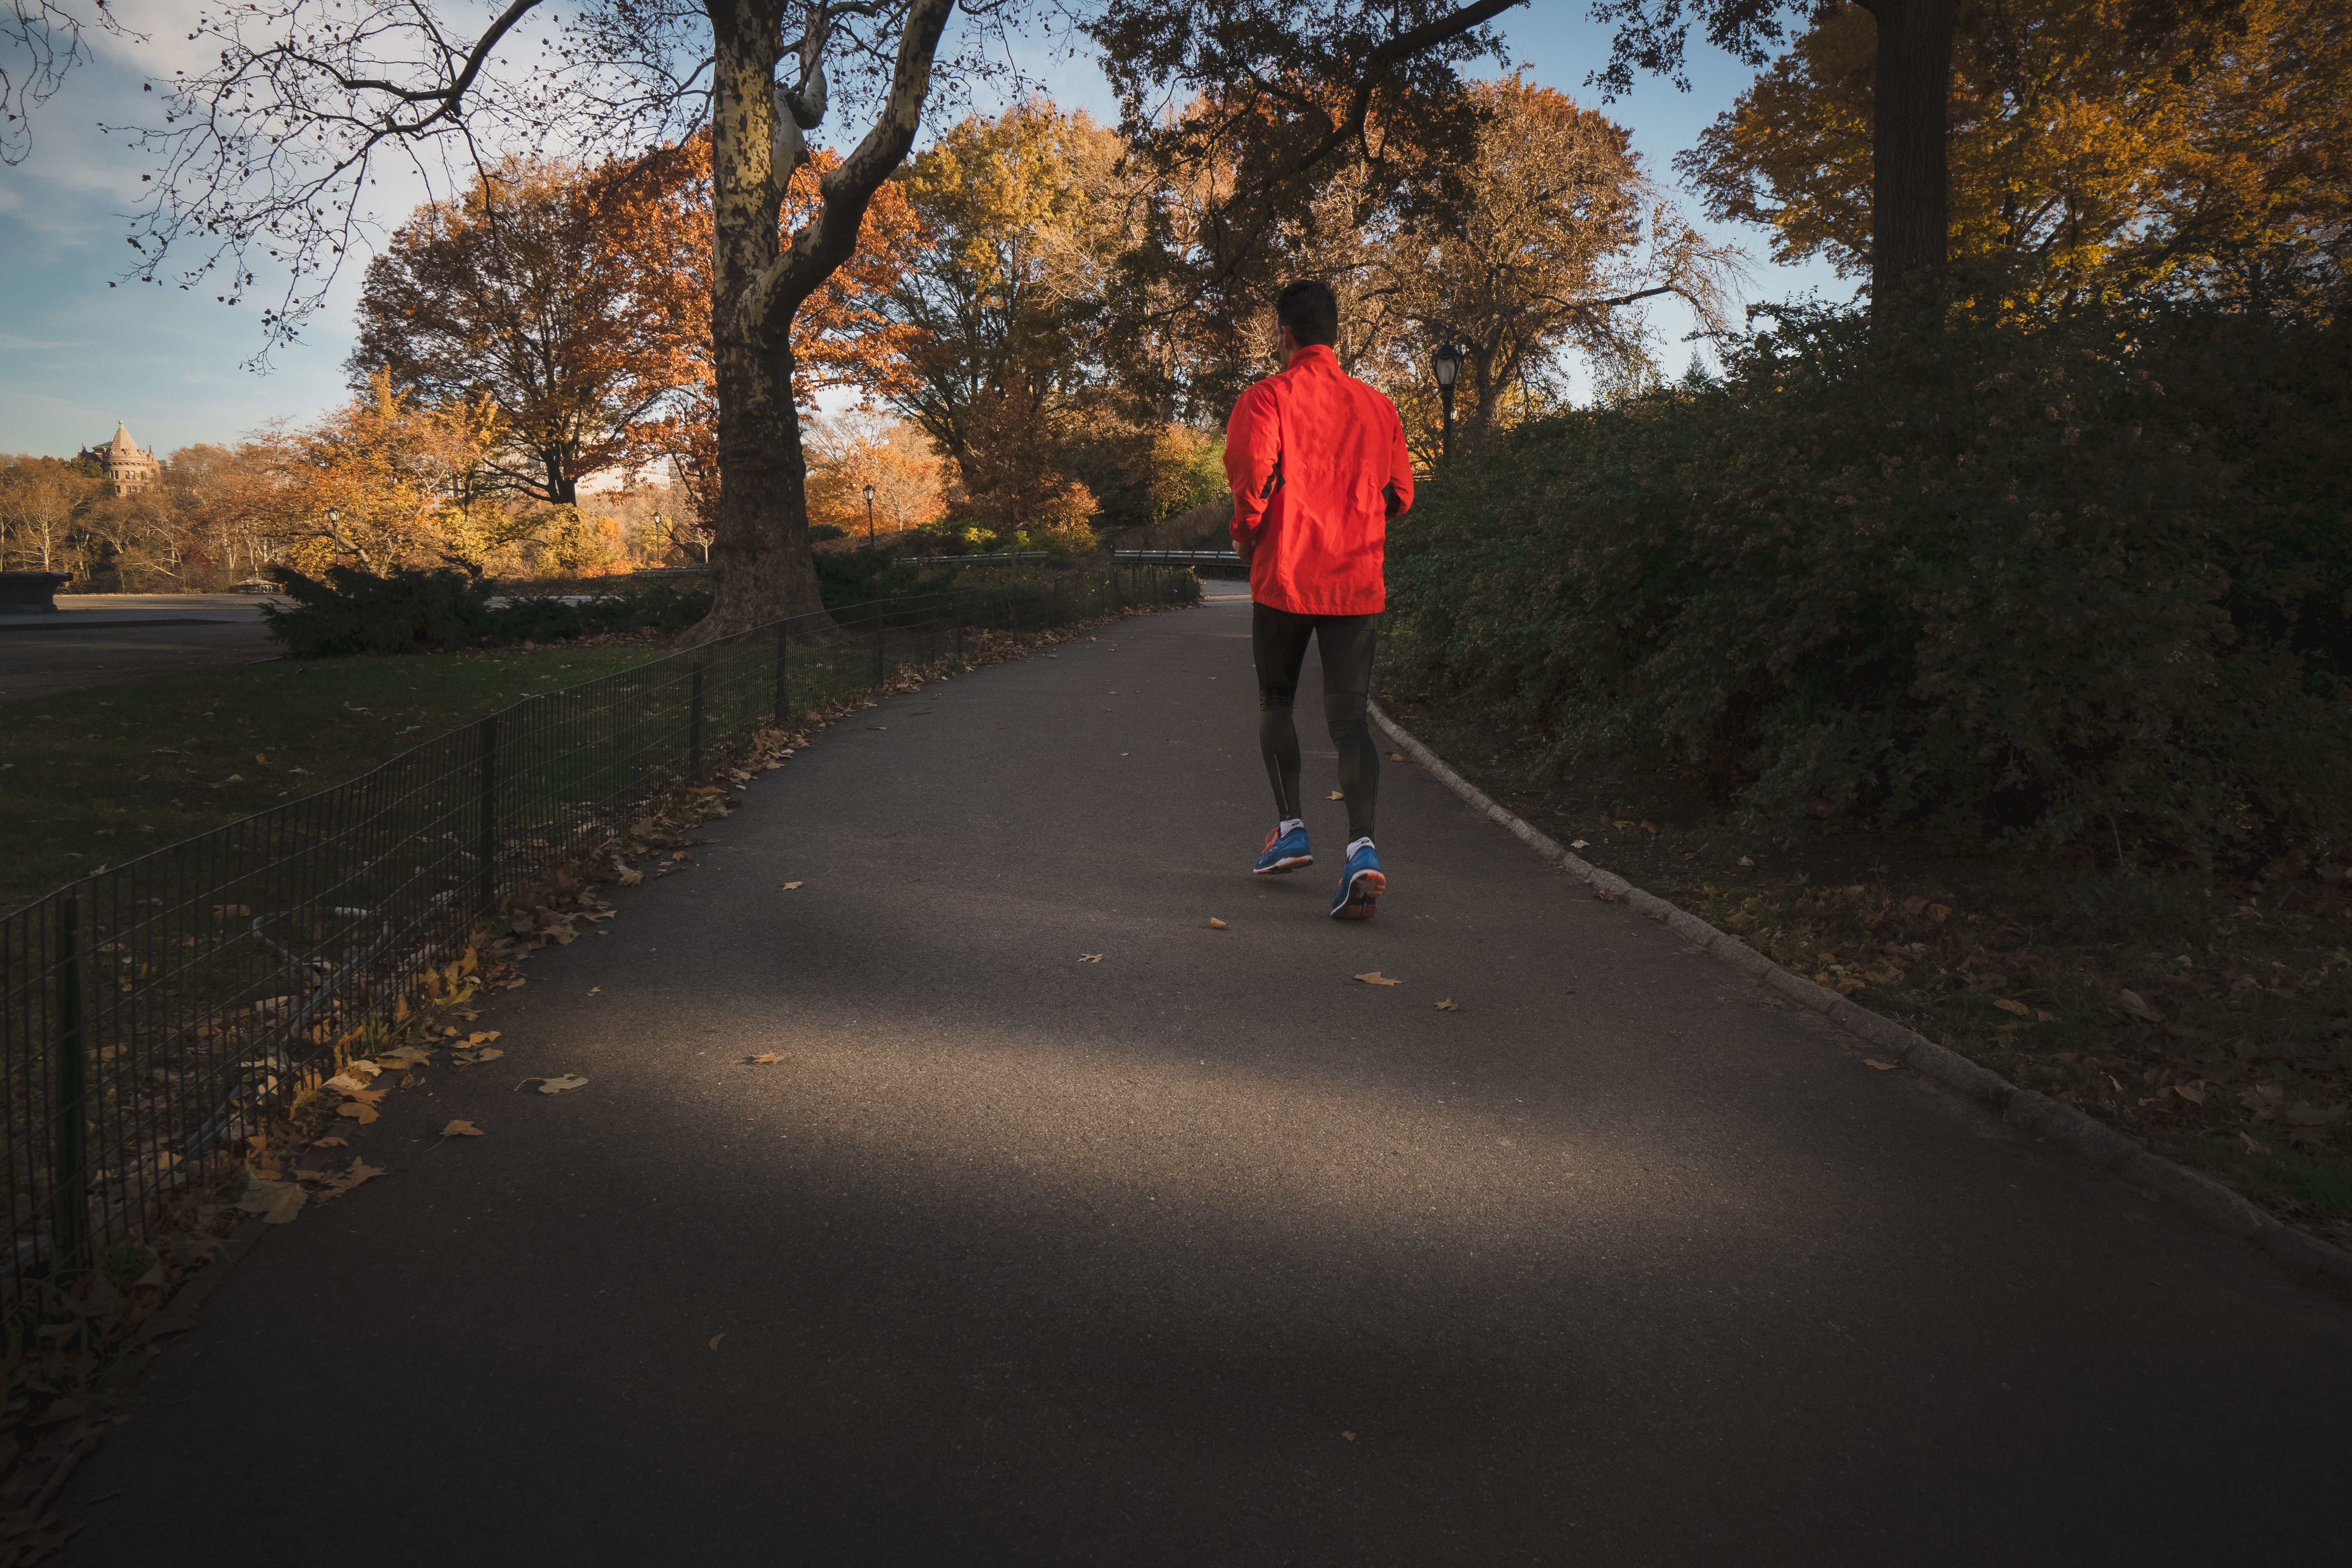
[1276,280,1338,347]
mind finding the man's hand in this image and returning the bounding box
[1232,535,1256,564]
[1384,481,1404,520]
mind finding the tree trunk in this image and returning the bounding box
[1859,0,1960,314]
[686,0,955,646]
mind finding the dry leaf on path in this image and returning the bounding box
[783,881,803,890]
[1435,998,1458,1011]
[2114,989,2162,1023]
[1570,840,1590,850]
[302,1160,387,1203]
[1354,972,1401,986]
[1865,1059,1898,1071]
[377,1046,432,1069]
[322,1073,372,1096]
[236,1180,305,1225]
[1079,953,1103,963]
[2239,1130,2272,1154]
[1994,999,2031,1016]
[1737,856,1755,867]
[437,1120,485,1139]
[1208,918,1228,930]
[2172,1083,2207,1104]
[1592,887,1621,903]
[537,1074,590,1094]
[451,1047,503,1064]
[314,1136,348,1148]
[1328,791,1345,800]
[1342,1430,1357,1441]
[750,1052,786,1065]
[338,1103,379,1125]
[708,1334,726,1350]
[1388,751,1404,761]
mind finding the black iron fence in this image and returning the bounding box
[2,568,1196,1318]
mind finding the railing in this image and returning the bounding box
[1,568,1198,1317]
[1114,549,1248,579]
[890,550,1055,568]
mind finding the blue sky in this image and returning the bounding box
[0,2,1846,461]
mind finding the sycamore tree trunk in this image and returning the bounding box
[688,0,955,645]
[1857,0,1960,316]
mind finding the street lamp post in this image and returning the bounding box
[325,507,344,558]
[1431,343,1463,461]
[864,483,877,545]
[652,510,667,564]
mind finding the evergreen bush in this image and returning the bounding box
[1385,305,2352,863]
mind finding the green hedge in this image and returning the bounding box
[1385,306,2352,863]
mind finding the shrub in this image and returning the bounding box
[260,564,493,657]
[262,566,714,655]
[1385,304,2352,863]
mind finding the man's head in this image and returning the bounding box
[1275,280,1338,352]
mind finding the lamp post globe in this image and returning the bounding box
[864,483,877,545]
[325,506,343,555]
[1430,343,1463,461]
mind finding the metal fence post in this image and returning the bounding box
[476,713,499,916]
[51,888,88,1272]
[786,621,804,729]
[690,662,706,779]
[873,617,886,686]
[954,610,964,662]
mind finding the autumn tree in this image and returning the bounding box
[619,132,923,548]
[0,457,102,572]
[884,99,1125,460]
[352,156,701,506]
[802,412,950,539]
[1678,0,2352,315]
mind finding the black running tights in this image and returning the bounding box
[1252,602,1379,842]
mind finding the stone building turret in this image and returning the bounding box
[78,422,162,496]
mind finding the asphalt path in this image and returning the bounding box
[0,595,282,701]
[67,590,2352,1564]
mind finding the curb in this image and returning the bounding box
[1369,700,2352,1296]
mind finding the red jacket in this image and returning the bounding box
[1225,344,1415,616]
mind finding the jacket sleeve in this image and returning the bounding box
[1385,399,1416,517]
[1225,383,1281,547]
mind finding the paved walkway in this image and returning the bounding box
[0,594,283,701]
[68,592,2351,1563]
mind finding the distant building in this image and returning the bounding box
[77,423,161,496]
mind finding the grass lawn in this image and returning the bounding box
[0,643,679,916]
[1382,690,2352,1250]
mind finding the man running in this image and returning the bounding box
[1225,279,1415,919]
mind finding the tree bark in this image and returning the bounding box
[1857,0,1960,313]
[688,0,955,645]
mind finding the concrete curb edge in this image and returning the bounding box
[1368,700,2352,1296]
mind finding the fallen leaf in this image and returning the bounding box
[1328,790,1345,800]
[302,1160,387,1203]
[1341,1431,1357,1441]
[1208,917,1229,929]
[1079,953,1104,962]
[2114,989,2162,1023]
[1737,856,1755,867]
[1436,998,1458,1011]
[783,881,803,890]
[438,1120,485,1138]
[2035,1009,2056,1022]
[708,1334,726,1350]
[1592,887,1621,903]
[538,1074,590,1094]
[321,1073,372,1095]
[1835,979,1866,996]
[615,866,644,887]
[1864,1059,1898,1071]
[468,1031,501,1044]
[235,1180,305,1224]
[750,1052,786,1065]
[1569,839,1590,849]
[314,1136,348,1148]
[1388,751,1403,760]
[2172,1083,2206,1104]
[451,1047,504,1064]
[1354,971,1402,986]
[2238,1130,2272,1155]
[338,1102,379,1124]
[338,1085,384,1106]
[588,986,601,995]
[377,1046,431,1069]
[1994,998,2031,1016]
[1928,904,1952,922]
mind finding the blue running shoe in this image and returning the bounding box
[1330,841,1385,919]
[1253,821,1313,875]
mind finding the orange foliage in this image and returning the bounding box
[606,132,925,531]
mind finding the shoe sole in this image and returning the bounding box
[1254,855,1313,875]
[1332,868,1385,919]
